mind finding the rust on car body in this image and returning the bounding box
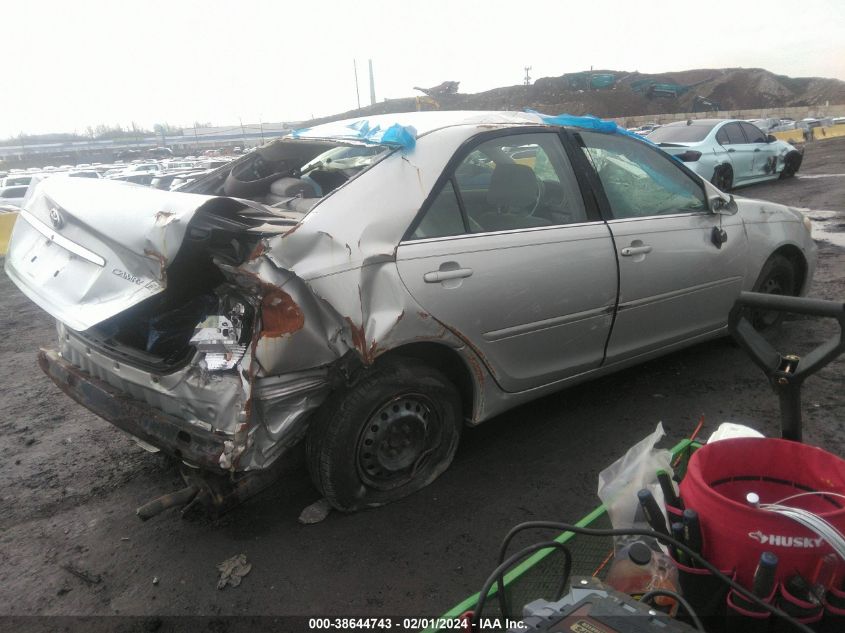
[260,289,305,338]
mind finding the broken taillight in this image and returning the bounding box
[189,296,251,371]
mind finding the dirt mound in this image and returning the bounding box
[303,67,845,126]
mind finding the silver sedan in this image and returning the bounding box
[5,111,817,512]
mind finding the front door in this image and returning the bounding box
[572,130,748,364]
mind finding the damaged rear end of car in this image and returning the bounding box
[4,136,411,516]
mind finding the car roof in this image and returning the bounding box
[297,110,548,140]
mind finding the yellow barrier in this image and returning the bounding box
[772,129,805,144]
[772,125,845,144]
[0,212,19,256]
[814,125,845,140]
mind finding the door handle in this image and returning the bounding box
[727,148,736,153]
[423,268,474,283]
[754,148,761,152]
[620,245,653,257]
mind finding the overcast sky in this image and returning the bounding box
[4,0,844,139]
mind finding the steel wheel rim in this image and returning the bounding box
[755,275,788,328]
[357,394,441,490]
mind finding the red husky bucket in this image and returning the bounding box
[680,437,845,586]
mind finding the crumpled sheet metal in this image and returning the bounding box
[223,123,546,469]
[56,320,246,436]
[214,129,484,470]
[6,178,249,332]
[233,130,472,371]
[266,125,472,280]
[33,176,208,266]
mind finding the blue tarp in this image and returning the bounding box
[292,120,417,150]
[526,110,656,145]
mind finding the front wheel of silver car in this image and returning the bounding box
[305,358,462,512]
[749,254,798,329]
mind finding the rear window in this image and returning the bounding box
[1,186,28,198]
[4,176,32,186]
[648,122,716,143]
[182,139,391,205]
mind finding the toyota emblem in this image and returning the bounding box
[49,208,64,229]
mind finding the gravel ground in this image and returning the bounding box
[1,137,844,631]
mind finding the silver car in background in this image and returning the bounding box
[5,111,816,512]
[647,118,804,191]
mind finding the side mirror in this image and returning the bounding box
[766,134,777,143]
[709,194,738,215]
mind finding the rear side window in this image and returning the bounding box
[647,123,715,143]
[578,131,707,219]
[411,181,465,239]
[1,186,27,198]
[721,123,746,145]
[409,132,587,239]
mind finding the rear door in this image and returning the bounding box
[396,130,618,393]
[718,122,754,183]
[572,130,747,364]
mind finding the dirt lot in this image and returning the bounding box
[1,137,844,631]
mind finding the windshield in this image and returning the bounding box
[647,122,716,143]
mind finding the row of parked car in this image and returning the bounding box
[630,116,845,137]
[0,156,235,211]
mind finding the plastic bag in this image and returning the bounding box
[597,422,674,552]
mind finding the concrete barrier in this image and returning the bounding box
[771,125,845,145]
[772,129,805,144]
[814,125,845,140]
[0,212,18,256]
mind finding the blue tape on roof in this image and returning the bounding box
[291,120,417,149]
[526,110,656,145]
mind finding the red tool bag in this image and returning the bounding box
[680,437,845,586]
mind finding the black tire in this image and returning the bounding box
[779,151,802,179]
[749,254,798,329]
[711,165,733,192]
[306,358,462,511]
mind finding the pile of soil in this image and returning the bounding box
[303,67,845,126]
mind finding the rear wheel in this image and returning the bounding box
[749,254,798,329]
[711,165,734,192]
[306,358,462,511]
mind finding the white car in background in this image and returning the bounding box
[647,119,803,191]
[0,173,46,210]
[1,174,35,188]
[0,184,29,209]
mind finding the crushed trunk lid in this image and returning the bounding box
[4,177,252,331]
